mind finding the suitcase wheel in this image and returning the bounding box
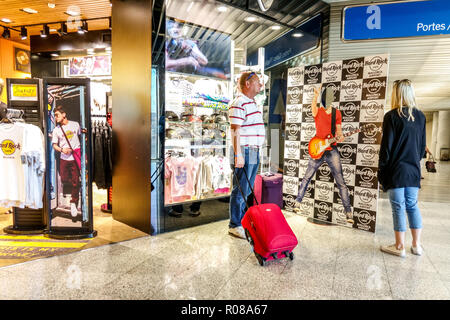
[255,253,266,266]
[289,252,294,261]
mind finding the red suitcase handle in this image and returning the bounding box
[232,166,259,210]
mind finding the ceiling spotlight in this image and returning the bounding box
[245,17,257,23]
[217,6,228,12]
[48,2,56,9]
[40,24,49,38]
[1,18,12,23]
[271,25,281,30]
[65,10,80,16]
[292,32,304,38]
[58,22,68,36]
[51,52,59,57]
[78,20,88,34]
[20,26,28,40]
[2,27,10,39]
[21,8,38,14]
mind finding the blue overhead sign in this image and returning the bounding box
[343,0,450,41]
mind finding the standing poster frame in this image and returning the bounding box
[43,78,96,239]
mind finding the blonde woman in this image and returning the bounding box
[378,79,426,257]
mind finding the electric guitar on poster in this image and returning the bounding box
[308,124,374,160]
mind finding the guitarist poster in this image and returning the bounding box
[283,54,389,233]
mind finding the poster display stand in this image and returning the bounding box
[283,54,390,233]
[43,78,96,239]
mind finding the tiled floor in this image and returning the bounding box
[0,163,449,300]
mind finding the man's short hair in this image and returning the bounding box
[54,105,66,114]
[238,71,256,92]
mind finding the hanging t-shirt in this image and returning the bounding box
[165,156,199,201]
[212,155,232,193]
[0,123,25,207]
[51,120,81,161]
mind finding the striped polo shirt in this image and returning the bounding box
[229,94,265,147]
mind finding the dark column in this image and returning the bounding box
[112,0,152,233]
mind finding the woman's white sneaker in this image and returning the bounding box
[411,245,423,256]
[380,244,406,258]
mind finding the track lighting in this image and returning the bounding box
[20,26,27,40]
[40,24,49,38]
[2,27,10,39]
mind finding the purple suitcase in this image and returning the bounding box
[254,173,283,209]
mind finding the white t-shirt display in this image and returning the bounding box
[0,122,46,209]
[51,120,81,161]
[0,123,25,207]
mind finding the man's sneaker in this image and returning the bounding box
[411,245,423,256]
[189,209,201,217]
[346,211,354,224]
[228,226,246,239]
[380,244,406,258]
[167,208,182,218]
[70,203,78,217]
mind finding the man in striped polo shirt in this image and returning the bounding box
[228,71,265,239]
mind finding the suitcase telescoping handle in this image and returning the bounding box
[232,166,259,210]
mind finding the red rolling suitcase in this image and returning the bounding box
[234,168,298,266]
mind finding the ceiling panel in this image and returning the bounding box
[0,0,111,43]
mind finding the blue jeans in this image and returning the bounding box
[296,147,352,213]
[388,187,422,232]
[229,147,260,228]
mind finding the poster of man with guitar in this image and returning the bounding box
[295,85,355,224]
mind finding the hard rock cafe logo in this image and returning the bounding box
[364,79,386,94]
[323,63,341,77]
[343,165,355,180]
[306,86,316,98]
[319,165,331,177]
[283,195,296,208]
[354,210,376,225]
[363,123,380,138]
[288,105,302,117]
[315,202,331,215]
[341,102,359,117]
[305,66,321,79]
[365,56,388,72]
[342,81,361,95]
[343,123,358,135]
[304,124,315,138]
[288,124,299,136]
[300,199,314,211]
[339,144,357,159]
[344,59,363,74]
[356,189,377,203]
[359,145,379,161]
[364,101,383,116]
[287,142,299,154]
[1,139,20,156]
[286,160,299,173]
[289,68,304,82]
[357,167,376,182]
[334,205,346,220]
[285,178,297,191]
[318,182,333,196]
[288,87,302,99]
[304,107,313,119]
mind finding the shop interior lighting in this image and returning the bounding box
[1,27,10,39]
[21,8,39,14]
[245,17,257,22]
[48,2,56,9]
[65,10,80,16]
[186,1,194,12]
[51,52,59,57]
[20,26,28,40]
[271,25,281,30]
[292,32,303,38]
[40,24,50,38]
[217,6,228,12]
[1,18,12,24]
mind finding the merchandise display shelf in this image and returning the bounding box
[165,193,231,207]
